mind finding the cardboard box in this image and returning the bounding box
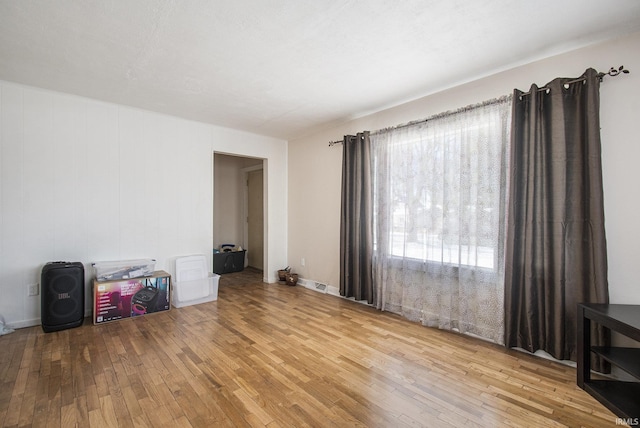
[93,270,171,324]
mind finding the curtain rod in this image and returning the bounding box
[517,65,630,97]
[328,65,630,146]
[328,95,512,147]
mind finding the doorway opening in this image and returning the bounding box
[213,153,265,272]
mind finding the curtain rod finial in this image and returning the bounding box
[598,65,630,81]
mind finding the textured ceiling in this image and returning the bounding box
[1,1,640,140]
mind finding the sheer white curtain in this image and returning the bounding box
[371,96,511,343]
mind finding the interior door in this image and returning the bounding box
[247,169,264,270]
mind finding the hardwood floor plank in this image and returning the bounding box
[45,389,62,427]
[0,268,622,427]
[61,402,77,427]
[16,372,39,427]
[74,395,90,427]
[232,388,274,426]
[84,383,101,414]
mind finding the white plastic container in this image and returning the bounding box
[172,255,219,308]
[92,259,156,282]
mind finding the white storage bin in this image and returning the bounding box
[92,259,156,282]
[172,255,220,308]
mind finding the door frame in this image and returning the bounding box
[241,163,265,270]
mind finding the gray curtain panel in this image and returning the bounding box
[340,132,374,303]
[504,68,609,370]
[369,97,512,343]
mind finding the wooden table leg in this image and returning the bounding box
[576,304,591,388]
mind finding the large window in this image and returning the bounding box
[370,96,511,344]
[371,98,511,272]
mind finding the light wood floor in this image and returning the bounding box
[0,268,618,427]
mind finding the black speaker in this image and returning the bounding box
[131,286,159,316]
[41,261,84,333]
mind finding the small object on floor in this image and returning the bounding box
[285,273,299,286]
[0,320,14,335]
[278,266,291,282]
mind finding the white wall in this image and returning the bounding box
[0,82,287,328]
[214,154,245,248]
[288,31,640,305]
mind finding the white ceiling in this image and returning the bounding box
[1,1,640,140]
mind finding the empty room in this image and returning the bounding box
[1,1,640,427]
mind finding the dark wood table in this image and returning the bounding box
[577,303,640,420]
